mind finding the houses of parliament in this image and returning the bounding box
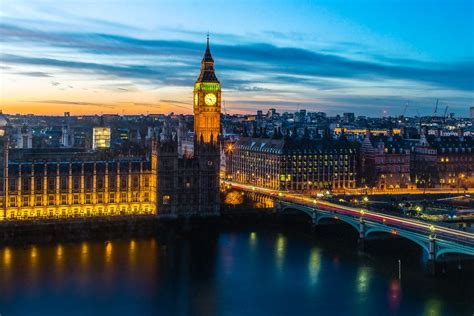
[0,38,221,221]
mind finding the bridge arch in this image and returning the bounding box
[316,214,360,233]
[435,248,474,260]
[280,205,313,217]
[364,226,430,255]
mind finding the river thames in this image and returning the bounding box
[0,223,472,316]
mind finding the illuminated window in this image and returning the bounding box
[109,193,115,203]
[132,176,139,188]
[48,195,55,205]
[35,195,42,206]
[132,192,139,202]
[85,194,91,204]
[121,192,127,202]
[163,195,171,205]
[73,177,80,190]
[9,196,17,207]
[73,194,79,205]
[144,176,149,187]
[61,194,67,205]
[97,193,103,203]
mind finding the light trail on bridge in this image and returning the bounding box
[224,181,474,246]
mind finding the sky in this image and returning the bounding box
[0,0,473,116]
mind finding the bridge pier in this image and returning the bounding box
[358,219,365,250]
[427,235,438,276]
[311,211,317,226]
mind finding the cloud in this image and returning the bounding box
[25,99,117,109]
[1,23,473,114]
[15,71,52,77]
[2,23,473,91]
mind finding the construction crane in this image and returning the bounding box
[433,99,439,116]
[443,106,449,122]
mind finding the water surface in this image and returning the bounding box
[0,225,472,315]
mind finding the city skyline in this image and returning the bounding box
[1,0,473,116]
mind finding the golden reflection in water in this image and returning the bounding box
[3,247,12,269]
[129,240,136,268]
[81,242,89,266]
[105,242,113,264]
[308,247,321,286]
[275,234,286,272]
[356,266,371,295]
[249,232,257,250]
[1,247,12,285]
[424,298,442,316]
[56,244,63,259]
[31,246,37,259]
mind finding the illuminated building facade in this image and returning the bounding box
[0,147,156,221]
[92,127,111,150]
[231,130,357,192]
[360,133,411,190]
[412,132,473,189]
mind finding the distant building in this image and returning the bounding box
[343,113,355,124]
[231,130,357,192]
[333,127,401,140]
[15,125,33,149]
[360,133,411,190]
[471,106,474,118]
[411,131,473,189]
[92,127,111,150]
[0,111,8,137]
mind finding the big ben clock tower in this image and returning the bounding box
[194,34,221,143]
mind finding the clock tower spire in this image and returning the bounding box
[194,34,221,144]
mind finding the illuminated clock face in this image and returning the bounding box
[194,93,198,106]
[204,93,217,106]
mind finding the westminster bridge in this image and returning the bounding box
[223,181,474,273]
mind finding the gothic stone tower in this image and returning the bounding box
[194,36,221,215]
[194,35,221,144]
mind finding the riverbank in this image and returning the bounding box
[0,207,278,245]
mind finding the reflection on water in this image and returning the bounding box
[3,246,11,268]
[56,244,63,259]
[275,233,286,272]
[308,247,321,286]
[424,298,442,316]
[356,266,371,295]
[388,278,401,311]
[249,232,257,250]
[105,242,113,264]
[0,230,472,316]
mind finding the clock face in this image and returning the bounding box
[204,93,217,106]
[194,93,198,106]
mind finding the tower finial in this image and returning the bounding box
[207,32,210,48]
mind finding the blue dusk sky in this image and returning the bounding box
[0,0,473,116]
